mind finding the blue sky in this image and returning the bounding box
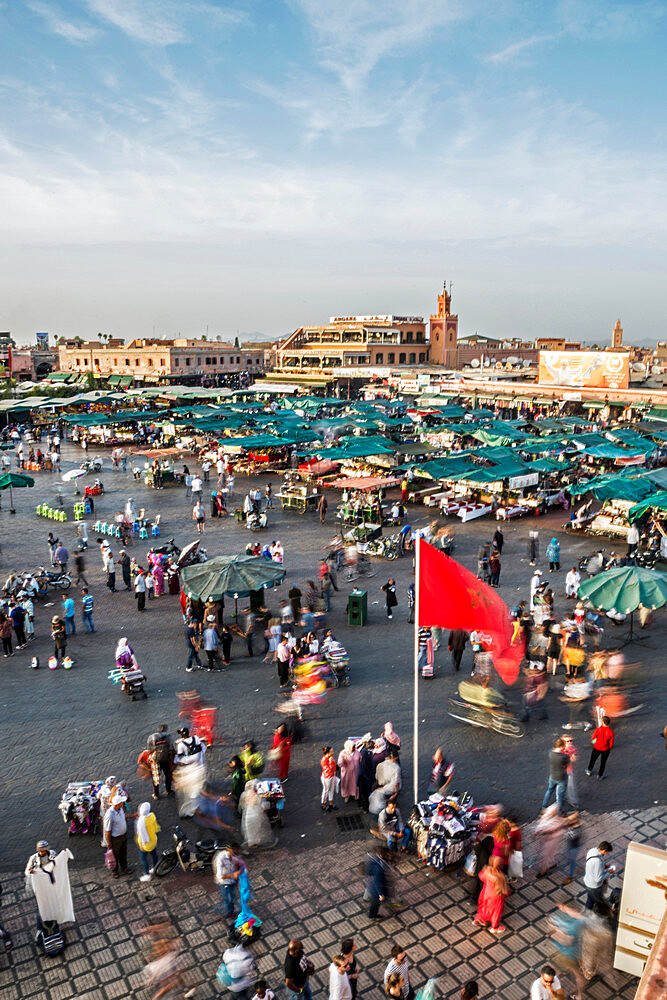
[1,0,666,345]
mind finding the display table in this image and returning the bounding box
[457,503,493,522]
[496,504,530,520]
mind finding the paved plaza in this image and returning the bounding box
[0,444,665,998]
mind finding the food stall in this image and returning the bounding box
[588,499,633,539]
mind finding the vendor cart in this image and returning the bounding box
[278,486,320,513]
[58,780,102,836]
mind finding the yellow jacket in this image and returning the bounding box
[135,812,160,852]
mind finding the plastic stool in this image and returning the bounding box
[151,523,160,536]
[139,527,148,539]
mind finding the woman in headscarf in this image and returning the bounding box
[546,537,561,572]
[166,557,180,595]
[135,802,160,881]
[239,780,277,852]
[474,855,510,935]
[115,637,137,671]
[97,775,118,846]
[383,722,401,758]
[148,552,165,597]
[337,740,361,802]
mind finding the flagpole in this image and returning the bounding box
[413,535,420,805]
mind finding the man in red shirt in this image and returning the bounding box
[586,716,614,780]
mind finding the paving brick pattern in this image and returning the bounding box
[0,441,664,997]
[2,804,663,998]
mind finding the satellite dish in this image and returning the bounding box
[522,360,531,368]
[489,357,496,364]
[652,364,661,375]
[506,356,520,365]
[470,358,480,367]
[631,362,644,372]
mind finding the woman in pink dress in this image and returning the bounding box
[474,856,509,935]
[337,740,361,802]
[148,552,165,596]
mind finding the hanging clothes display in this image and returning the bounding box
[408,793,477,871]
[29,849,75,924]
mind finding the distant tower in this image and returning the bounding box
[429,282,458,367]
[612,319,623,349]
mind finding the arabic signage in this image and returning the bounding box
[538,350,629,389]
[614,841,667,976]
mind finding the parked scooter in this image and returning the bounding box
[80,456,103,473]
[152,826,225,877]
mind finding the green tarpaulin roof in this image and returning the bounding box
[629,492,667,522]
[411,456,478,481]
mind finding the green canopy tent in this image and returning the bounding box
[578,564,667,641]
[180,554,286,622]
[0,471,35,513]
[628,491,667,523]
[567,475,654,503]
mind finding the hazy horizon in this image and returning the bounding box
[1,2,666,348]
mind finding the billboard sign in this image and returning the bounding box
[538,350,629,389]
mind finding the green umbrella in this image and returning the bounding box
[0,471,35,513]
[180,554,286,603]
[578,565,667,641]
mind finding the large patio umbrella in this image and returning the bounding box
[578,565,667,640]
[180,554,286,603]
[0,471,35,513]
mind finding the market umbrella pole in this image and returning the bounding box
[413,537,421,805]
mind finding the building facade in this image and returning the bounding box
[276,315,429,376]
[57,338,267,382]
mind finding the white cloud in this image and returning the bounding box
[290,0,470,92]
[485,33,556,66]
[81,0,246,46]
[28,1,99,44]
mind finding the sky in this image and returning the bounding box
[1,0,666,346]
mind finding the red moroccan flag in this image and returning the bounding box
[416,537,523,684]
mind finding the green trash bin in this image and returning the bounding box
[348,588,367,627]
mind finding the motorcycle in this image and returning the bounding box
[635,548,659,569]
[33,567,72,593]
[80,457,103,473]
[152,539,208,566]
[152,825,225,877]
[578,550,607,575]
[366,534,400,560]
[447,681,525,739]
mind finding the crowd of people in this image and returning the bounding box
[0,420,649,1000]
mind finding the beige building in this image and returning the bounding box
[57,338,267,381]
[276,315,429,376]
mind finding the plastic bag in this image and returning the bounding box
[216,961,232,987]
[508,850,523,879]
[104,849,117,871]
[463,851,477,877]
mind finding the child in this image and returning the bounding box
[251,979,274,1000]
[145,570,155,600]
[563,812,581,885]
